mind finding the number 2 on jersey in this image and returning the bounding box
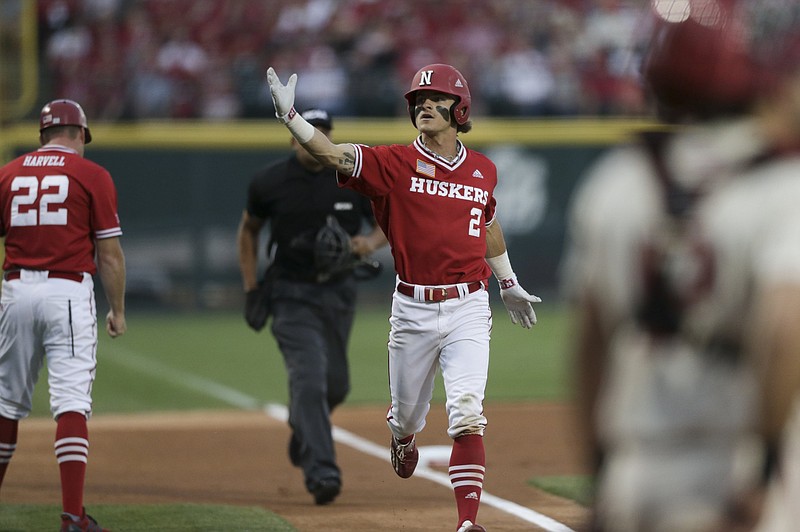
[10,175,69,226]
[468,207,482,237]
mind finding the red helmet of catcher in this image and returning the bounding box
[404,63,471,127]
[643,0,800,120]
[39,99,92,144]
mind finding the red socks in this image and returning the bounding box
[55,412,89,516]
[449,434,485,527]
[0,412,90,515]
[0,416,19,493]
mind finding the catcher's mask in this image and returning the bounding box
[643,0,800,120]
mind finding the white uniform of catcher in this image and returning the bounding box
[563,119,800,531]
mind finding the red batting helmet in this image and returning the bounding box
[404,64,471,127]
[39,99,92,144]
[643,0,800,119]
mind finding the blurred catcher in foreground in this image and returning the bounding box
[237,108,386,505]
[563,1,800,531]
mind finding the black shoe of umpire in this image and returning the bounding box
[310,478,341,505]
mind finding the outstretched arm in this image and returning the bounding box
[266,67,357,175]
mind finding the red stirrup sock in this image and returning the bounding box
[449,434,485,527]
[55,412,89,516]
[0,416,19,492]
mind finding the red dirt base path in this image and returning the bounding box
[4,402,591,531]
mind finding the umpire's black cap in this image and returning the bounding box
[301,109,333,130]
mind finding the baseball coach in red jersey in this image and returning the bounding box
[267,63,540,532]
[0,99,126,532]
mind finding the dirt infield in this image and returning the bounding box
[4,403,590,531]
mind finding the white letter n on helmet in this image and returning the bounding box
[419,70,433,86]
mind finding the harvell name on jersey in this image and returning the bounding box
[22,155,66,167]
[409,176,489,205]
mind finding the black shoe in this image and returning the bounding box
[288,432,302,467]
[310,478,341,505]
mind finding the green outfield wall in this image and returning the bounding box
[1,118,658,309]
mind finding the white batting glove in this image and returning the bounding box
[499,278,541,329]
[265,67,316,143]
[486,250,541,329]
[266,67,297,123]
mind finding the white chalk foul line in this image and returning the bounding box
[102,344,262,410]
[104,346,575,532]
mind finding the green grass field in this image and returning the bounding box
[16,303,581,529]
[30,303,574,416]
[1,504,295,531]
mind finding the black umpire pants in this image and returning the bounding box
[269,276,356,489]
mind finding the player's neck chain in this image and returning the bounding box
[422,138,462,163]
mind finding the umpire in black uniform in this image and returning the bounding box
[237,109,386,505]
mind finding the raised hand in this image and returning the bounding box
[266,67,297,122]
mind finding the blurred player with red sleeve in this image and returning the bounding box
[0,99,126,532]
[267,63,540,532]
[563,2,800,531]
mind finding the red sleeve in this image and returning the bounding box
[89,166,122,239]
[337,143,403,198]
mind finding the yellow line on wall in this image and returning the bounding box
[2,117,662,153]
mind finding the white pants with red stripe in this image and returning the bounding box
[0,269,97,420]
[386,279,491,440]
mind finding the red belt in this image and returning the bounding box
[396,281,484,302]
[4,270,84,283]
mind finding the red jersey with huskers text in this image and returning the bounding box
[0,145,122,274]
[338,136,496,285]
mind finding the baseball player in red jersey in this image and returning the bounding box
[267,63,540,532]
[0,99,126,532]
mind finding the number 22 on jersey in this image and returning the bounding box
[10,175,69,226]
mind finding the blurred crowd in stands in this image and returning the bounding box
[38,0,651,121]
